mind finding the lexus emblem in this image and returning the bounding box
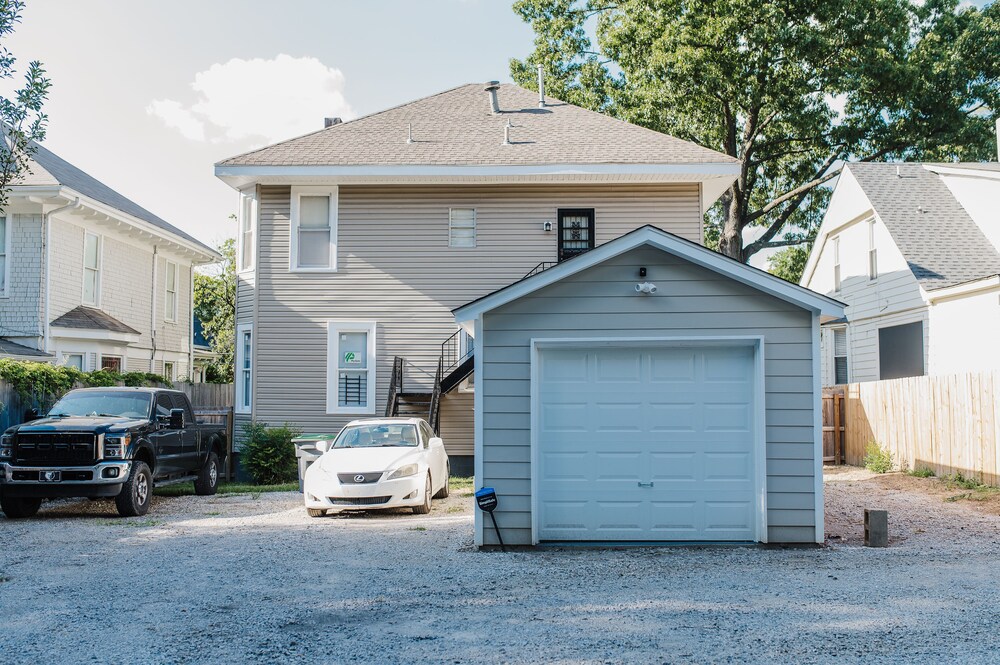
[354,474,365,483]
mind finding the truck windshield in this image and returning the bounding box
[48,392,152,419]
[333,424,419,448]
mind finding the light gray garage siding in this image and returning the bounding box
[479,245,817,545]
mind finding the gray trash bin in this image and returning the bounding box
[292,434,336,493]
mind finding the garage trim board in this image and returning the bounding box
[529,336,768,545]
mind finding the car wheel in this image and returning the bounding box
[115,461,152,517]
[412,473,432,515]
[194,451,220,496]
[0,494,42,519]
[433,466,450,499]
[307,508,326,518]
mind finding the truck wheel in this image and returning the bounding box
[307,508,326,518]
[0,495,43,519]
[194,451,220,496]
[115,461,152,517]
[412,474,432,515]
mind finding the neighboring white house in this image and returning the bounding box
[0,141,220,377]
[801,162,1000,386]
[216,80,845,545]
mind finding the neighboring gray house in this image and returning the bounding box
[0,141,220,378]
[801,162,1000,385]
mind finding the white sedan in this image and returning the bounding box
[303,418,450,517]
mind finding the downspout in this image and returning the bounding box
[150,246,158,372]
[189,262,194,381]
[42,198,82,354]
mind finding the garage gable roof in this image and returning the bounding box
[454,226,845,322]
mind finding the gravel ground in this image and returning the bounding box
[2,469,999,664]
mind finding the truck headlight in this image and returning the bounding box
[386,463,419,480]
[0,434,12,459]
[104,433,131,458]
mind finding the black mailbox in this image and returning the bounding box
[475,487,498,512]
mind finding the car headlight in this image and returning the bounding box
[0,434,13,459]
[104,433,131,459]
[386,463,419,480]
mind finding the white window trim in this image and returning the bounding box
[448,207,477,248]
[832,326,849,384]
[832,236,841,293]
[235,323,253,414]
[164,260,178,323]
[867,219,878,281]
[61,351,85,371]
[236,189,257,274]
[99,354,124,372]
[82,231,102,307]
[326,320,377,415]
[0,213,10,298]
[290,185,338,272]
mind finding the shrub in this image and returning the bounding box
[908,467,935,478]
[241,421,301,485]
[863,441,894,474]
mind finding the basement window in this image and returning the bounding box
[449,208,476,248]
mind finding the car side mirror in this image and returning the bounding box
[315,440,332,454]
[168,408,184,429]
[429,437,443,448]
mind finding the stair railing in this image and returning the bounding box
[385,356,403,417]
[429,355,443,434]
[441,329,474,376]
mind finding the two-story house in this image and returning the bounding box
[0,141,220,379]
[801,162,1000,386]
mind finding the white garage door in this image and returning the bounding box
[536,344,758,542]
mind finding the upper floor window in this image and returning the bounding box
[237,191,256,272]
[164,261,178,322]
[449,208,476,248]
[868,220,878,281]
[558,209,595,261]
[290,186,337,271]
[832,236,841,293]
[83,232,101,306]
[235,323,253,413]
[0,214,9,296]
[833,328,849,384]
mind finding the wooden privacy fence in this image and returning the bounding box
[830,371,999,486]
[822,390,845,464]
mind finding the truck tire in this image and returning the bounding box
[194,451,220,496]
[412,474,432,515]
[115,461,152,517]
[0,495,42,519]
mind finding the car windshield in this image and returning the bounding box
[333,424,419,449]
[48,392,151,419]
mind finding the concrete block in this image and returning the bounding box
[864,509,888,547]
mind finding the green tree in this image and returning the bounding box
[194,237,235,382]
[0,0,50,214]
[511,0,1000,264]
[767,244,812,283]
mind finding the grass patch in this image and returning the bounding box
[154,482,298,497]
[940,473,999,503]
[408,526,427,532]
[96,518,162,528]
[908,467,935,478]
[450,476,474,491]
[447,505,466,514]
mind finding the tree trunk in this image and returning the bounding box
[717,185,744,260]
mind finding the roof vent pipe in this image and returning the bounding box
[324,117,342,128]
[485,81,500,115]
[503,119,512,145]
[537,65,545,108]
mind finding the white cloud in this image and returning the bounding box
[147,54,355,143]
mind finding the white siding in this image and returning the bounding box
[928,288,1000,374]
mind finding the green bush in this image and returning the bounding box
[241,421,301,485]
[863,441,894,474]
[908,467,935,478]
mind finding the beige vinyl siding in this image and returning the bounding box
[252,184,702,457]
[479,246,817,545]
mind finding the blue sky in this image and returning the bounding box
[8,0,537,247]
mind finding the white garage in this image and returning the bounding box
[454,226,844,547]
[534,343,762,542]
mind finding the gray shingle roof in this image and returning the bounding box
[218,83,738,167]
[50,306,140,335]
[0,338,53,359]
[17,141,215,255]
[847,162,1000,291]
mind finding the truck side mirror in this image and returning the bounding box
[23,408,40,422]
[168,408,184,429]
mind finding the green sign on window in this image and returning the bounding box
[343,351,359,364]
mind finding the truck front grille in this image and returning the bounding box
[14,433,97,467]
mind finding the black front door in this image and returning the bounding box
[557,209,595,261]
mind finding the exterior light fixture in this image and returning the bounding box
[543,221,553,232]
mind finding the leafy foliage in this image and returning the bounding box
[908,467,935,478]
[864,441,894,474]
[510,0,1000,264]
[240,421,301,485]
[0,0,51,215]
[194,236,236,382]
[767,244,812,283]
[0,359,169,411]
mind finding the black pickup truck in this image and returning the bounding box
[0,387,227,518]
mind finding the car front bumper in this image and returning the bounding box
[303,471,426,512]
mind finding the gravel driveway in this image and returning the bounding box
[2,469,999,664]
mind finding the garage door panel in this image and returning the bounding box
[536,345,758,542]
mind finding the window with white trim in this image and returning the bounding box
[235,324,253,413]
[100,355,122,372]
[833,328,849,384]
[290,186,337,271]
[449,208,476,248]
[83,232,101,306]
[868,220,878,281]
[164,261,178,322]
[0,214,9,296]
[163,361,175,381]
[237,190,256,272]
[63,353,84,371]
[832,236,841,293]
[327,321,376,414]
